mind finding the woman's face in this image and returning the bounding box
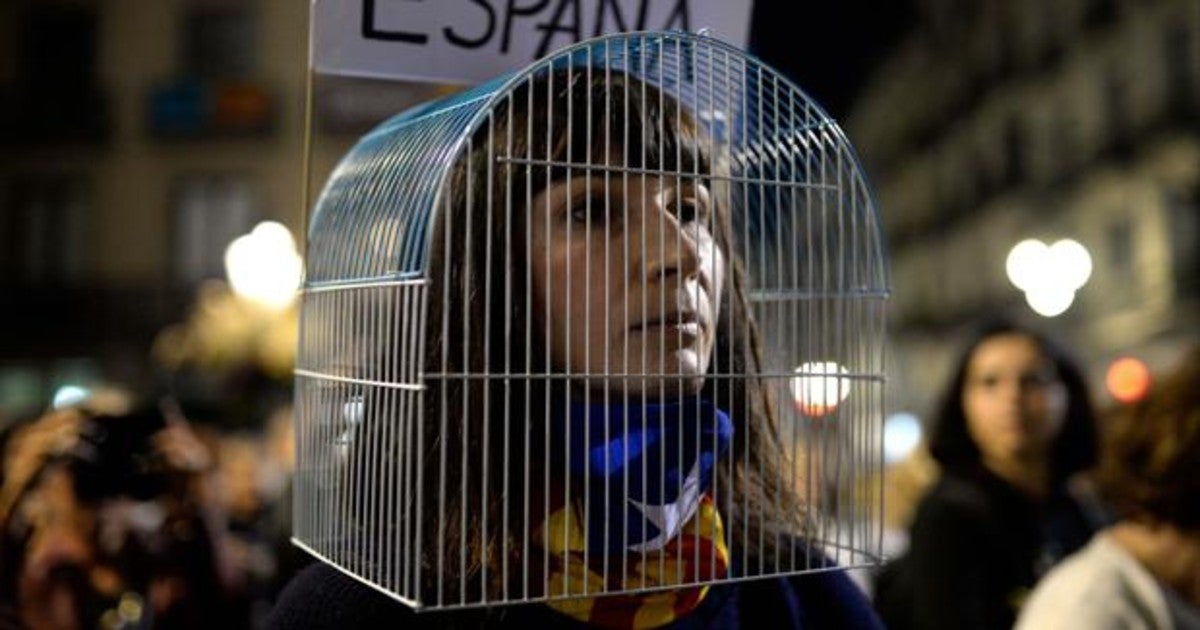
[962,333,1068,468]
[529,169,725,397]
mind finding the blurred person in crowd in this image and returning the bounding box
[210,412,305,627]
[874,319,1107,630]
[0,403,249,629]
[256,406,307,604]
[1017,345,1200,629]
[212,432,278,625]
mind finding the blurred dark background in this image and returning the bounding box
[0,0,1196,531]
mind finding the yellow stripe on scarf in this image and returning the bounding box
[538,497,728,629]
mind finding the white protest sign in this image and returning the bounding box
[311,0,754,84]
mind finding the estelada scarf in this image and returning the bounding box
[535,399,733,629]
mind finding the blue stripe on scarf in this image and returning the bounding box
[553,398,734,554]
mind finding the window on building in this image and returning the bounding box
[1036,2,1063,69]
[7,6,108,144]
[0,174,92,284]
[21,6,96,89]
[1104,67,1132,152]
[1102,217,1137,308]
[993,9,1016,79]
[1107,218,1133,277]
[171,174,260,283]
[0,364,43,423]
[183,5,255,79]
[1003,116,1025,186]
[1049,95,1078,181]
[1164,23,1197,121]
[1083,0,1116,29]
[957,149,988,215]
[1167,189,1198,297]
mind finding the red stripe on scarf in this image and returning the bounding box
[588,593,648,628]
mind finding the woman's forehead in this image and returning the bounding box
[968,335,1051,370]
[534,170,712,201]
[533,142,715,188]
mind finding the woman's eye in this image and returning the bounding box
[673,186,710,224]
[676,200,699,223]
[976,375,1000,389]
[1021,371,1057,388]
[569,197,609,224]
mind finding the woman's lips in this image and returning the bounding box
[631,311,704,336]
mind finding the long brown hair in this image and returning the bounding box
[418,68,805,604]
[1097,345,1200,530]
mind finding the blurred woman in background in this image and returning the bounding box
[875,319,1106,630]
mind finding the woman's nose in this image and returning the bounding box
[1002,377,1027,403]
[633,188,702,282]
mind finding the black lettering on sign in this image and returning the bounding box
[662,0,690,31]
[637,0,651,30]
[444,0,497,48]
[535,0,583,58]
[592,0,627,36]
[362,0,428,43]
[502,0,551,54]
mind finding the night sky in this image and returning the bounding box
[749,0,914,120]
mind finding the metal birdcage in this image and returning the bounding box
[294,31,889,611]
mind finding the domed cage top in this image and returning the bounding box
[295,31,889,610]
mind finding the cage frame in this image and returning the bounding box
[295,29,891,611]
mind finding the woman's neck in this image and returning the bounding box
[1110,521,1200,608]
[980,455,1051,500]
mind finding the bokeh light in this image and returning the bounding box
[1048,239,1093,290]
[1005,239,1049,289]
[1024,286,1076,318]
[884,412,922,464]
[224,221,303,310]
[52,384,91,409]
[1005,237,1092,318]
[792,362,852,416]
[1106,357,1152,404]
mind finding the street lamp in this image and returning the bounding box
[791,361,852,416]
[224,221,303,310]
[1005,237,1092,317]
[883,412,922,464]
[1106,357,1152,404]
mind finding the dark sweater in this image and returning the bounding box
[269,551,883,629]
[874,466,1100,630]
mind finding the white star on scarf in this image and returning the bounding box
[626,461,704,552]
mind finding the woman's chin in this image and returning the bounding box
[605,373,707,400]
[565,349,713,399]
[572,372,708,400]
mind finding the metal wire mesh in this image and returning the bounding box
[296,31,889,610]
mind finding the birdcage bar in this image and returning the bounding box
[519,73,535,602]
[459,128,472,605]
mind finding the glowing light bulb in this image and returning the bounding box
[1106,357,1151,404]
[1006,239,1049,290]
[224,221,302,310]
[1007,237,1092,317]
[1049,239,1092,290]
[1024,287,1075,318]
[792,362,852,417]
[52,385,91,409]
[884,412,922,464]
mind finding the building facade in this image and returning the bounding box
[0,0,444,420]
[846,0,1200,416]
